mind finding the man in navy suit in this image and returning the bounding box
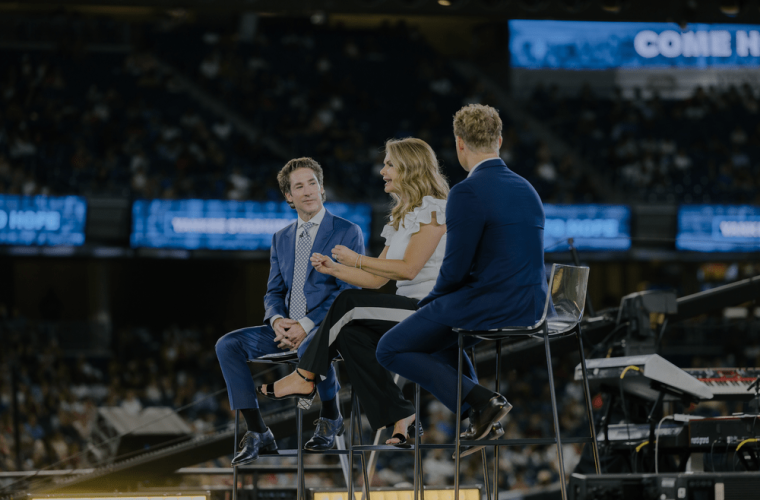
[377,104,547,443]
[216,157,364,464]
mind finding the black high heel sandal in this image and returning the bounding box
[389,420,424,449]
[256,368,317,409]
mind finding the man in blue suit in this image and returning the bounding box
[377,104,547,443]
[216,157,364,464]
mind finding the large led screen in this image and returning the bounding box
[131,199,372,251]
[0,195,87,246]
[544,204,631,252]
[510,20,760,69]
[677,205,760,252]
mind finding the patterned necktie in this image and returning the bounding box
[289,222,315,321]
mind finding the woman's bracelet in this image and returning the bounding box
[354,254,360,268]
[359,255,363,270]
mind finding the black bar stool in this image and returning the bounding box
[234,353,362,500]
[348,381,424,500]
[349,378,492,500]
[453,264,601,500]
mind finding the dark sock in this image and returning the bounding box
[320,397,341,421]
[241,408,267,433]
[464,385,497,412]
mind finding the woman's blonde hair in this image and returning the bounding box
[385,137,449,231]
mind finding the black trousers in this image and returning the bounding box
[298,288,419,431]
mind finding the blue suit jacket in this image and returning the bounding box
[417,159,548,331]
[263,209,364,329]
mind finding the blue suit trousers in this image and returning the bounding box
[215,324,339,410]
[376,313,479,416]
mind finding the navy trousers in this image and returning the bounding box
[376,313,480,416]
[215,324,339,410]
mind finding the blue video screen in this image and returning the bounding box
[509,20,760,69]
[677,205,760,252]
[0,195,87,246]
[544,204,631,252]
[131,199,372,251]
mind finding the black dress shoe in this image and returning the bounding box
[304,415,344,451]
[460,394,513,441]
[454,422,505,459]
[231,428,277,466]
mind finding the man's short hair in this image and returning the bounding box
[452,104,502,153]
[277,157,326,208]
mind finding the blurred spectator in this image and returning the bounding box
[0,17,581,207]
[528,83,760,203]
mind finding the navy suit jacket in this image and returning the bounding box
[263,209,364,330]
[417,158,548,331]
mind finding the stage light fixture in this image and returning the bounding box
[719,0,744,17]
[478,0,510,9]
[599,0,630,14]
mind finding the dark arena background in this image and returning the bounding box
[1,1,760,500]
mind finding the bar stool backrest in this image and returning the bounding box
[542,263,589,334]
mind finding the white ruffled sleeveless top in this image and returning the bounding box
[381,196,447,300]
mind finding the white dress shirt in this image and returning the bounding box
[270,206,326,335]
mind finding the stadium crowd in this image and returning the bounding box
[529,83,760,204]
[0,47,278,201]
[1,18,593,207]
[4,17,760,207]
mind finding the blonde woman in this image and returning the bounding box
[258,137,449,450]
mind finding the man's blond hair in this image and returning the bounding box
[452,104,502,153]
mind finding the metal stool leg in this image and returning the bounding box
[470,348,490,500]
[356,396,366,444]
[353,395,370,500]
[493,340,502,500]
[336,432,350,488]
[543,324,567,500]
[359,452,369,500]
[334,360,352,489]
[454,333,464,500]
[418,453,425,500]
[348,389,355,500]
[479,448,490,500]
[360,451,371,500]
[413,383,423,500]
[576,326,601,474]
[297,406,305,500]
[233,410,239,500]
